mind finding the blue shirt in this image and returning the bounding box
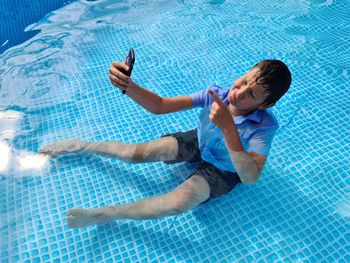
[190,85,279,173]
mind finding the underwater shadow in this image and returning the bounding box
[54,155,209,259]
[52,153,189,197]
[88,217,207,261]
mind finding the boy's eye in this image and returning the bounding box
[250,91,256,99]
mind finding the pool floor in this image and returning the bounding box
[1,0,350,262]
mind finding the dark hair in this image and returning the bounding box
[253,60,292,105]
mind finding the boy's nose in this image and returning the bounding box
[237,89,247,99]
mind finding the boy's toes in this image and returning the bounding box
[38,139,85,158]
[39,146,55,157]
[39,145,53,154]
[66,208,90,228]
[66,209,79,228]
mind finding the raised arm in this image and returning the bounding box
[109,62,193,114]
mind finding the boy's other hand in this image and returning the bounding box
[208,89,234,132]
[109,62,134,91]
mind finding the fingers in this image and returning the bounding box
[109,75,128,88]
[209,103,217,121]
[109,61,131,89]
[209,113,214,121]
[211,101,219,110]
[109,64,130,82]
[208,91,226,123]
[112,61,129,72]
[208,89,225,107]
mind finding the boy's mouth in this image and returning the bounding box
[229,89,237,102]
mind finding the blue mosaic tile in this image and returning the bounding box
[1,0,350,262]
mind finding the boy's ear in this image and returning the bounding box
[258,101,276,110]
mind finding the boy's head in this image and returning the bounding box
[252,59,292,106]
[228,59,292,113]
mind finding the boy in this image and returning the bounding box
[40,59,291,228]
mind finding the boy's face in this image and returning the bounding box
[228,67,270,113]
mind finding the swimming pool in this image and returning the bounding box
[1,0,350,261]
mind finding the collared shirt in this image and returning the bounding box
[190,85,279,173]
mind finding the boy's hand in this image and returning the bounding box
[208,89,234,133]
[109,62,134,91]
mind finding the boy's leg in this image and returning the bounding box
[39,136,179,163]
[66,174,210,228]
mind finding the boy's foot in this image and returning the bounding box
[66,208,114,228]
[39,139,87,158]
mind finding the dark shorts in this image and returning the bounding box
[161,129,241,204]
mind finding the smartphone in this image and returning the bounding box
[120,48,135,76]
[120,48,135,94]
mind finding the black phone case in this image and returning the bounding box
[120,48,135,77]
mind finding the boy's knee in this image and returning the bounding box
[163,189,208,214]
[166,198,192,215]
[142,137,178,162]
[143,196,189,217]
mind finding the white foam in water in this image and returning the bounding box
[0,149,50,178]
[0,144,50,177]
[18,151,50,170]
[0,141,11,172]
[0,110,50,177]
[0,110,24,142]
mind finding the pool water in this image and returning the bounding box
[1,0,350,262]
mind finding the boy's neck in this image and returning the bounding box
[228,104,258,117]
